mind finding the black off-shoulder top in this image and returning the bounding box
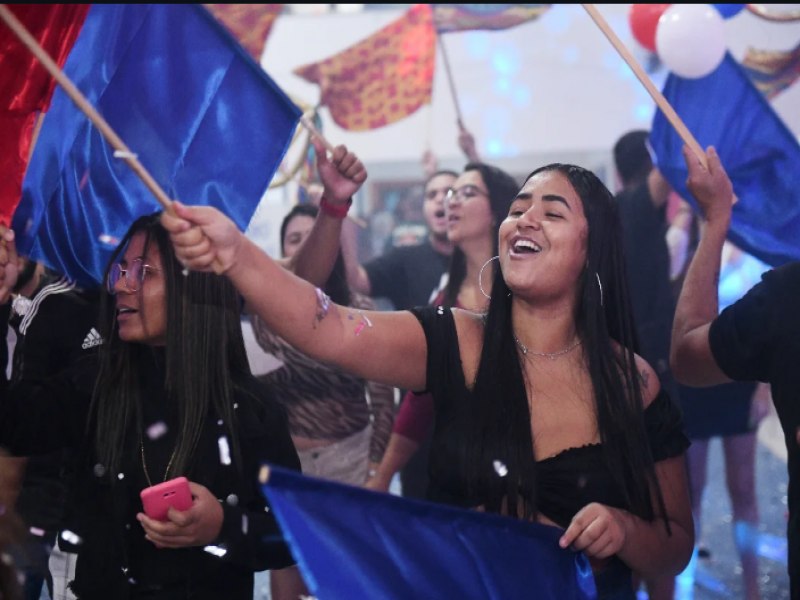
[410,305,689,527]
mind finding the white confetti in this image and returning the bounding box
[117,472,125,480]
[98,234,120,246]
[226,494,239,507]
[29,527,45,538]
[93,464,107,477]
[203,545,227,558]
[60,530,82,546]
[241,514,249,535]
[492,460,508,477]
[146,421,168,440]
[218,436,231,466]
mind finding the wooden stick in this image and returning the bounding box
[436,35,464,124]
[581,4,707,168]
[300,115,336,154]
[0,4,175,211]
[27,111,46,164]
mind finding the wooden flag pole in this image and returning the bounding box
[300,115,336,154]
[436,34,465,125]
[0,4,175,211]
[581,4,707,168]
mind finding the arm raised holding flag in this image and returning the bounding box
[164,158,694,596]
[670,144,800,596]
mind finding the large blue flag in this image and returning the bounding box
[260,465,597,600]
[650,53,800,267]
[15,4,301,287]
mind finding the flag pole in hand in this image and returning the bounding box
[581,3,707,168]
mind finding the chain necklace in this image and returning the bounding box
[513,333,581,360]
[140,438,178,486]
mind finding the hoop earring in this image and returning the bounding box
[479,256,499,300]
[595,272,604,307]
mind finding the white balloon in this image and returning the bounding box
[656,4,727,79]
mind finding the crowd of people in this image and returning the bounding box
[0,121,794,600]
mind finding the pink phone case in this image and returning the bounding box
[140,476,193,521]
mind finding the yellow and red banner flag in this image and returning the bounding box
[294,4,435,131]
[204,4,283,61]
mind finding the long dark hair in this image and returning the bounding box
[464,164,667,528]
[280,203,351,306]
[92,213,250,477]
[441,162,519,307]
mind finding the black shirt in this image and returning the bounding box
[709,261,800,597]
[364,239,450,310]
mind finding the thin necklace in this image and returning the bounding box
[140,437,178,486]
[513,333,581,360]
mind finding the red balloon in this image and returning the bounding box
[629,4,671,52]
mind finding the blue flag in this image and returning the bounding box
[16,4,300,287]
[650,53,800,267]
[260,465,597,600]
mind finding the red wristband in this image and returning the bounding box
[319,196,352,219]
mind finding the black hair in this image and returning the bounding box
[441,162,519,307]
[279,203,351,307]
[613,130,652,188]
[92,213,250,478]
[461,163,668,530]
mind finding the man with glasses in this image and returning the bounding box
[343,169,456,314]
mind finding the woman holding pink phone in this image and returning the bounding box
[0,214,300,600]
[0,144,366,599]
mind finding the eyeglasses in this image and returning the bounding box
[106,258,159,294]
[424,187,450,201]
[445,184,489,202]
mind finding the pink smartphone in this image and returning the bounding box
[140,476,193,521]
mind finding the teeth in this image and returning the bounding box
[513,240,541,253]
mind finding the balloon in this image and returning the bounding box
[656,4,727,78]
[713,4,746,19]
[628,4,671,52]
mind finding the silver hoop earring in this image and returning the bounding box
[595,272,604,307]
[479,256,500,300]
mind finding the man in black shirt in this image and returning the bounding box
[344,169,456,312]
[671,145,800,599]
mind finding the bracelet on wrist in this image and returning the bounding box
[319,196,352,219]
